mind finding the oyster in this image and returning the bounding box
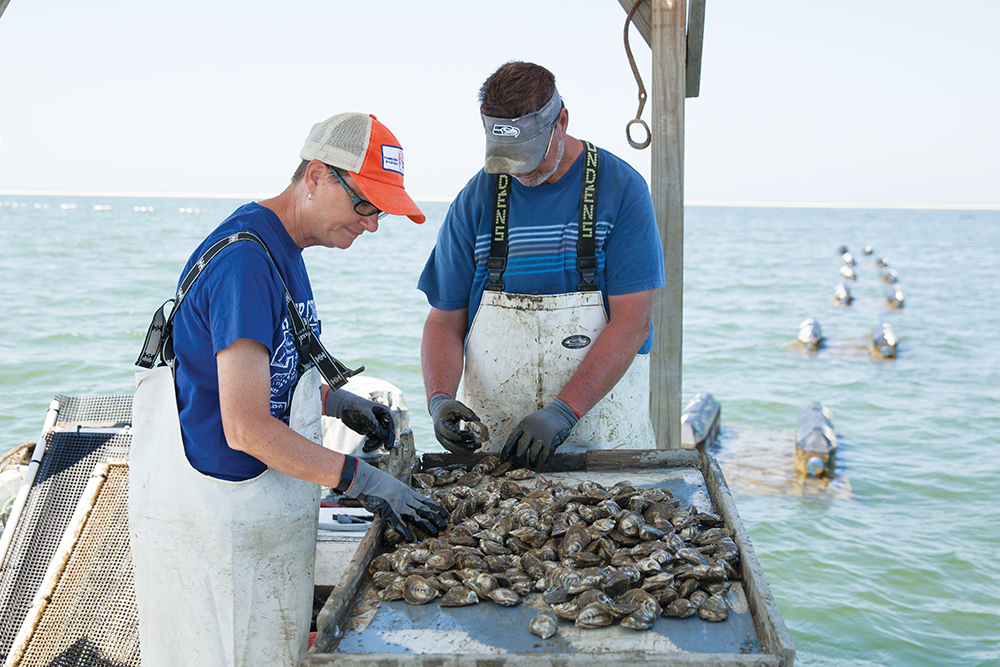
[689,589,709,607]
[620,607,657,631]
[617,511,646,538]
[560,525,590,557]
[698,595,729,621]
[542,586,571,605]
[619,588,661,615]
[487,587,521,606]
[465,572,498,598]
[402,575,437,605]
[575,603,614,628]
[372,571,401,589]
[662,598,699,618]
[529,610,559,639]
[677,578,699,599]
[426,550,456,571]
[506,468,535,480]
[551,601,581,621]
[439,585,479,607]
[635,557,662,575]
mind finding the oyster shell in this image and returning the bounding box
[542,586,571,605]
[402,575,437,605]
[551,601,581,621]
[425,550,456,571]
[620,607,657,631]
[575,603,614,628]
[698,594,729,621]
[663,598,699,618]
[529,610,559,639]
[560,525,590,557]
[487,587,521,606]
[439,585,479,607]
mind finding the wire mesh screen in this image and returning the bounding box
[8,462,138,667]
[0,429,131,663]
[53,394,132,428]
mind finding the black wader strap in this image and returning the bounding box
[135,231,362,391]
[483,142,601,294]
[576,141,600,292]
[486,173,511,291]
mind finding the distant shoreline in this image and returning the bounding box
[1,189,997,210]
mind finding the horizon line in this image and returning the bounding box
[1,189,998,211]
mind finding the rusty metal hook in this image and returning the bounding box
[624,0,651,149]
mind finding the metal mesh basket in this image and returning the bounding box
[6,460,138,667]
[0,394,132,663]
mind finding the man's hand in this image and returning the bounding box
[344,458,449,542]
[501,398,578,469]
[428,393,485,453]
[324,387,395,453]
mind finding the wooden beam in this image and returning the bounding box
[686,0,706,97]
[650,0,685,449]
[0,0,12,21]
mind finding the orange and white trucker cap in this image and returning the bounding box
[300,113,425,223]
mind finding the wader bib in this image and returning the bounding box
[130,233,361,667]
[458,143,654,452]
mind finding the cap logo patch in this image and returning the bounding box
[492,124,520,138]
[381,145,404,175]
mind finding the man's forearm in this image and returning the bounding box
[421,308,468,399]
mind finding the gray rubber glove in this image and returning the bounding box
[325,387,395,453]
[501,398,579,469]
[344,458,449,542]
[428,392,484,453]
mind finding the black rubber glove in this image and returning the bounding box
[501,398,578,469]
[428,392,484,453]
[325,387,395,453]
[344,458,449,542]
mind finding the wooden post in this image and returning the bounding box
[650,0,685,449]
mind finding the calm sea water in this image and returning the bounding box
[1,195,998,666]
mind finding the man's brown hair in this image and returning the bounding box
[479,61,557,118]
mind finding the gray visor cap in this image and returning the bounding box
[481,89,562,174]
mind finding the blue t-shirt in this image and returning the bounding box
[172,202,319,481]
[418,145,665,353]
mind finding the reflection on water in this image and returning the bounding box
[710,425,853,501]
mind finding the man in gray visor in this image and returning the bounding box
[418,61,665,468]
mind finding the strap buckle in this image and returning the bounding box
[486,257,507,292]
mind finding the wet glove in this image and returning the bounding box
[341,456,449,542]
[324,387,395,453]
[501,398,578,469]
[428,392,484,453]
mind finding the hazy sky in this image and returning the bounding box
[0,0,996,205]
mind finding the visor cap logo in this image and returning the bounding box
[492,124,520,138]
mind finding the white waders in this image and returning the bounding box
[129,365,322,667]
[459,143,654,453]
[459,289,654,453]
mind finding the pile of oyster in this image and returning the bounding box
[368,456,740,639]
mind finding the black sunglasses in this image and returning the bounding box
[328,166,387,220]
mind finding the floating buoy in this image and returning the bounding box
[886,285,905,309]
[868,323,898,359]
[795,402,837,477]
[833,283,853,306]
[797,318,823,350]
[680,392,721,450]
[839,265,856,281]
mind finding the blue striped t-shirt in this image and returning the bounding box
[418,145,665,353]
